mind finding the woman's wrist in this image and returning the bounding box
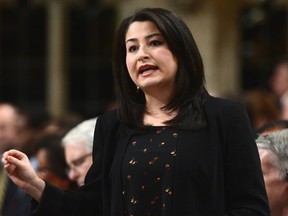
[25,177,46,202]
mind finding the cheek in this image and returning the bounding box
[126,58,138,83]
[159,51,178,71]
[37,172,46,179]
[264,175,285,195]
[80,165,90,175]
[83,159,93,172]
[126,54,135,71]
[77,159,93,176]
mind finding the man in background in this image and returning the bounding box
[61,117,97,186]
[256,129,288,216]
[269,59,288,120]
[0,103,31,216]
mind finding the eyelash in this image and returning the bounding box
[127,40,163,53]
[150,40,161,46]
[128,45,138,53]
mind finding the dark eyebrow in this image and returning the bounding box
[126,32,162,44]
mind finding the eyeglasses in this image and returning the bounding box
[36,166,50,175]
[66,153,92,174]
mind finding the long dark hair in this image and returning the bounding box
[34,134,68,179]
[113,7,208,132]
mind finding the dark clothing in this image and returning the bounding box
[122,126,176,216]
[2,179,31,216]
[31,96,270,216]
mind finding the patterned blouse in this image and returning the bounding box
[121,126,178,216]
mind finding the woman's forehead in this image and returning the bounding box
[125,21,159,40]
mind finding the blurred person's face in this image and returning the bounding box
[64,144,92,186]
[0,105,19,152]
[12,115,38,153]
[270,63,288,97]
[258,149,288,215]
[36,149,69,189]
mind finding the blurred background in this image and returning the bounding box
[0,0,287,120]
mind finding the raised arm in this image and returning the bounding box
[2,149,45,202]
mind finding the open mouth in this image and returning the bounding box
[139,65,158,74]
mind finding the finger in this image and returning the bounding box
[1,156,7,164]
[2,153,12,165]
[3,149,28,160]
[6,149,27,160]
[6,155,23,167]
[4,163,16,175]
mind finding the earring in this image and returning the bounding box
[136,86,140,92]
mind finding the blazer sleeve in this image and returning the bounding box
[30,113,110,216]
[217,100,270,215]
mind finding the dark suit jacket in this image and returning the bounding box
[32,96,270,216]
[2,179,31,216]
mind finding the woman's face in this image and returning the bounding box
[125,21,178,95]
[36,149,68,189]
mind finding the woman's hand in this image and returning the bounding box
[2,149,45,202]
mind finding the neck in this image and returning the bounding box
[272,207,288,216]
[271,196,288,216]
[145,92,170,110]
[144,104,177,126]
[143,88,176,126]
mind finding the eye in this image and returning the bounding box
[127,45,138,53]
[149,40,162,46]
[72,157,86,167]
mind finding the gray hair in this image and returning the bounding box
[61,117,97,152]
[256,128,288,180]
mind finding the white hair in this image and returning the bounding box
[61,117,97,152]
[256,129,288,180]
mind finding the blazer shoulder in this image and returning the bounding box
[96,109,120,135]
[98,109,118,123]
[204,95,246,116]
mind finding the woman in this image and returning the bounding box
[34,134,77,190]
[2,8,270,215]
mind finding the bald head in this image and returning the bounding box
[0,103,20,153]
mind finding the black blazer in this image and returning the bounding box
[32,96,270,216]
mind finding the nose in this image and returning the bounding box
[137,45,149,61]
[68,169,79,181]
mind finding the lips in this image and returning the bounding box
[139,65,158,74]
